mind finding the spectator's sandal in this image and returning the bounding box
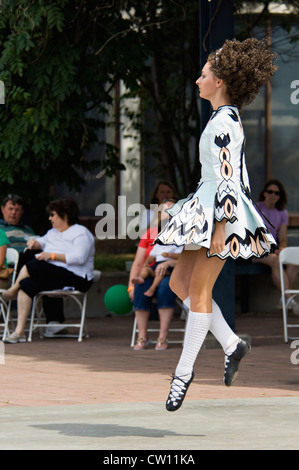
[155,337,168,350]
[133,337,150,350]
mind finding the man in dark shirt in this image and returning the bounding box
[0,194,36,253]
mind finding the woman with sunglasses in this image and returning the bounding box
[2,197,95,343]
[254,179,299,314]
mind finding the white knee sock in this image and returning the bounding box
[175,310,212,380]
[183,297,240,356]
[183,297,190,309]
[210,299,240,355]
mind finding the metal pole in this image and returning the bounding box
[265,18,272,180]
[199,0,236,329]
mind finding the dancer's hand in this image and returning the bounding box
[210,220,226,254]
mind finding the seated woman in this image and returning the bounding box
[128,199,181,351]
[254,179,299,314]
[3,197,95,343]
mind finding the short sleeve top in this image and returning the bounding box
[256,201,288,242]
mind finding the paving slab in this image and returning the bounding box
[0,397,298,450]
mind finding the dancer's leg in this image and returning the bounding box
[210,299,240,355]
[183,297,241,354]
[175,310,212,379]
[175,249,225,378]
[169,249,197,301]
[166,249,225,411]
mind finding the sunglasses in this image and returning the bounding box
[266,190,280,196]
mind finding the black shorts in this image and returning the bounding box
[20,258,92,299]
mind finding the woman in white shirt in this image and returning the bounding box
[3,197,95,343]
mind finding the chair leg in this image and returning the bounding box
[28,291,90,342]
[1,300,7,340]
[28,296,38,342]
[131,317,138,347]
[78,293,87,342]
[2,299,15,340]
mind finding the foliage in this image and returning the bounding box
[0,0,201,223]
[108,0,202,196]
[94,252,134,272]
[0,0,137,226]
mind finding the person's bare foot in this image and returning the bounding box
[144,287,156,297]
[132,277,145,285]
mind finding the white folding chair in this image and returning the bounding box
[0,248,19,340]
[28,270,101,342]
[130,298,188,347]
[279,247,299,342]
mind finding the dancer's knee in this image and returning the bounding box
[189,290,211,313]
[169,273,187,299]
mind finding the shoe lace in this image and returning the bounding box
[168,374,190,403]
[224,355,230,370]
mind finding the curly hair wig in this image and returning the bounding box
[208,38,277,109]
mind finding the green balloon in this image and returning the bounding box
[104,284,133,315]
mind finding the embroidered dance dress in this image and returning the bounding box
[155,105,277,260]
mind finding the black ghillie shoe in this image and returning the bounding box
[224,339,251,387]
[166,372,194,412]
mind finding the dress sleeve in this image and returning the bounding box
[65,232,93,266]
[35,234,47,250]
[207,112,243,224]
[282,209,289,226]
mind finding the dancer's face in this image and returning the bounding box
[196,62,219,102]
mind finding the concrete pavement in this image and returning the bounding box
[0,397,299,450]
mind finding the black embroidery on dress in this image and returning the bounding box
[228,108,239,122]
[215,133,230,149]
